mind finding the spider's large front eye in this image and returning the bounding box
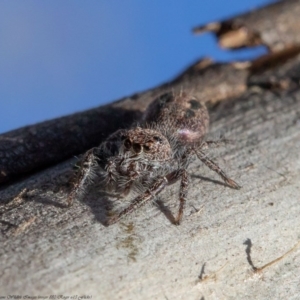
[133,143,142,153]
[124,139,132,150]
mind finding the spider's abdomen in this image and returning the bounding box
[143,92,209,145]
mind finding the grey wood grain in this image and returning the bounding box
[1,53,300,299]
[1,1,300,298]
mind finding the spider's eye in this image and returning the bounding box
[133,143,142,153]
[124,139,132,150]
[143,144,151,152]
[189,99,201,110]
[159,92,173,104]
[153,136,162,143]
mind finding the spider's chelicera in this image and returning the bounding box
[68,92,240,225]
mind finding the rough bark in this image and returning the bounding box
[193,0,300,51]
[1,1,300,299]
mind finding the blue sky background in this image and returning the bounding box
[0,0,274,134]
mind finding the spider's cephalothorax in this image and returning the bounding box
[68,91,240,225]
[101,127,174,196]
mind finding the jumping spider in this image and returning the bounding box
[68,91,240,225]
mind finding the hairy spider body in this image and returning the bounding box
[143,91,209,146]
[102,127,174,196]
[68,91,240,225]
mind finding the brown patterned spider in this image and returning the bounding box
[67,91,240,225]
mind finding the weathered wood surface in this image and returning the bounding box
[1,1,300,299]
[193,0,300,51]
[1,53,300,298]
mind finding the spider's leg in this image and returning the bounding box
[175,169,189,225]
[107,177,168,225]
[107,170,183,225]
[67,148,99,206]
[195,150,241,189]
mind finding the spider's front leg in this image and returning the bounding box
[175,169,189,225]
[107,169,186,225]
[195,149,241,189]
[67,148,99,206]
